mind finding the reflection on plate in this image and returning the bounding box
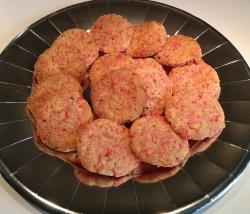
[33,131,81,168]
[134,160,187,184]
[0,0,249,213]
[74,167,132,188]
[34,128,185,188]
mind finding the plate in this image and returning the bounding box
[0,0,250,213]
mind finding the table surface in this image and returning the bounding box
[0,0,249,213]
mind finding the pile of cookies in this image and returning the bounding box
[27,14,225,180]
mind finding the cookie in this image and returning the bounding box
[126,21,167,58]
[169,60,220,98]
[34,46,87,83]
[91,14,133,53]
[134,58,172,115]
[35,91,93,152]
[91,68,147,123]
[27,74,82,119]
[89,53,134,85]
[52,28,99,68]
[130,116,189,167]
[154,35,202,67]
[165,90,225,140]
[77,119,139,177]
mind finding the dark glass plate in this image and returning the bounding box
[0,0,249,213]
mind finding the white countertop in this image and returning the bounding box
[0,0,249,213]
